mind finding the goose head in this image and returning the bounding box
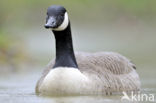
[44,5,69,31]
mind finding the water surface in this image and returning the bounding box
[0,67,155,103]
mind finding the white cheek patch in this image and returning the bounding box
[52,12,69,31]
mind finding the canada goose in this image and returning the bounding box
[36,5,141,96]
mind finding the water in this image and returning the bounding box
[1,25,156,103]
[0,65,155,103]
[0,70,122,103]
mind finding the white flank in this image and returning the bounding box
[39,67,89,95]
[52,12,69,31]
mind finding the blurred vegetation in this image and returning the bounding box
[0,0,156,73]
[0,0,156,27]
[0,30,31,72]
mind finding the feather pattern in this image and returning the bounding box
[36,52,140,95]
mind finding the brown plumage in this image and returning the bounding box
[36,52,140,94]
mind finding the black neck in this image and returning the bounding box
[52,23,78,68]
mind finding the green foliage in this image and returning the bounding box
[0,31,12,49]
[0,0,155,28]
[0,30,30,66]
[0,0,156,68]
